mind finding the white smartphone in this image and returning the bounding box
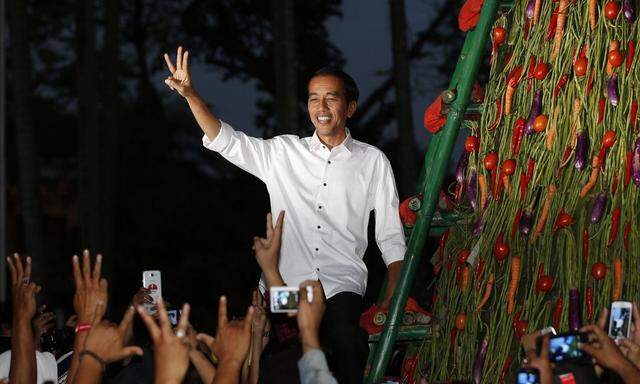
[142,270,162,314]
[609,301,632,339]
[270,286,313,314]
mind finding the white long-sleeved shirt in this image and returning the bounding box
[298,349,338,384]
[203,121,406,298]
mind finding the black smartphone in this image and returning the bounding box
[546,332,590,363]
[516,367,539,384]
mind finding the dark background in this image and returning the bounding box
[2,0,468,332]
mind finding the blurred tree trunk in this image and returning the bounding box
[102,0,120,266]
[272,0,299,135]
[8,0,44,278]
[388,0,417,196]
[76,0,102,252]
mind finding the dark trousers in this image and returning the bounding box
[320,291,369,384]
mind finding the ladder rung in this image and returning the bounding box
[368,325,432,343]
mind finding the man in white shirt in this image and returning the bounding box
[164,47,406,383]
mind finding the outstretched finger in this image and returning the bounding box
[196,333,215,348]
[92,300,106,326]
[136,305,161,340]
[176,46,183,71]
[92,254,102,286]
[164,53,176,74]
[119,345,144,359]
[82,250,91,287]
[6,256,17,285]
[72,255,82,290]
[119,306,136,335]
[24,256,32,281]
[243,306,255,333]
[273,211,285,243]
[177,303,191,333]
[265,213,274,240]
[597,307,609,330]
[14,254,24,281]
[182,50,189,74]
[156,297,172,333]
[217,296,228,331]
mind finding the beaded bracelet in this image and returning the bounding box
[79,350,106,372]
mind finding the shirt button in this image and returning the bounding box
[317,225,321,229]
[323,183,327,186]
[327,160,332,164]
[316,268,320,271]
[318,205,322,209]
[315,248,319,251]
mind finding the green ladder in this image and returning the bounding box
[364,0,511,382]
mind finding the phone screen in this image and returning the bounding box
[517,369,539,384]
[609,304,631,339]
[271,288,300,312]
[549,333,587,362]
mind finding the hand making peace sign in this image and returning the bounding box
[164,46,194,98]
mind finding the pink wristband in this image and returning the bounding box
[75,323,92,333]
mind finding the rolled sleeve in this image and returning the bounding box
[202,120,233,152]
[373,155,407,266]
[297,349,338,384]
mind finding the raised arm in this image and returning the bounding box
[163,46,221,141]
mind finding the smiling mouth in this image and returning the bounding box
[317,115,331,124]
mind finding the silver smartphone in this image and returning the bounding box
[270,286,313,313]
[609,301,632,339]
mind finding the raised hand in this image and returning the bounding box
[137,298,192,384]
[525,335,553,384]
[252,211,285,287]
[295,280,326,353]
[251,289,268,339]
[7,254,41,322]
[72,250,108,324]
[198,296,254,368]
[84,305,143,363]
[163,46,194,98]
[619,303,640,370]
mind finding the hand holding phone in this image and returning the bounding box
[269,286,313,314]
[609,301,632,340]
[546,332,590,363]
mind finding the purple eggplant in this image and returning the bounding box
[623,0,636,23]
[525,90,543,135]
[467,167,478,211]
[472,337,489,384]
[608,75,619,107]
[456,151,469,185]
[633,137,640,186]
[472,216,485,236]
[589,192,608,224]
[525,0,536,20]
[574,129,590,171]
[519,209,534,236]
[569,288,582,331]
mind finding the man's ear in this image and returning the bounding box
[347,101,357,118]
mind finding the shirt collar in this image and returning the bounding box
[308,129,353,153]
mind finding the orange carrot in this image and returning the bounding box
[546,105,560,150]
[505,86,516,116]
[589,0,597,30]
[533,0,542,24]
[461,266,470,292]
[532,184,557,242]
[579,155,601,198]
[502,174,511,194]
[552,0,569,59]
[476,273,495,312]
[507,256,521,315]
[613,258,622,301]
[479,173,488,210]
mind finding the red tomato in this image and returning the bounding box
[484,152,499,171]
[574,57,588,77]
[455,313,468,331]
[608,49,624,67]
[555,212,574,229]
[591,262,607,280]
[493,241,510,261]
[514,320,528,338]
[604,1,621,20]
[457,249,470,265]
[533,62,550,80]
[493,27,506,45]
[536,275,554,292]
[465,136,479,153]
[603,130,617,148]
[533,115,548,133]
[501,159,516,176]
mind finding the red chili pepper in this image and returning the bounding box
[512,209,523,240]
[631,100,638,130]
[608,207,621,247]
[554,74,569,98]
[488,99,503,131]
[511,119,525,155]
[524,18,531,40]
[625,151,633,188]
[586,70,594,96]
[495,170,504,200]
[586,287,593,320]
[624,221,631,252]
[526,55,536,90]
[582,228,589,263]
[456,264,463,285]
[598,98,606,125]
[446,259,452,271]
[475,258,484,280]
[547,7,559,40]
[612,172,619,196]
[599,146,607,172]
[553,298,564,330]
[498,356,514,384]
[627,40,636,73]
[526,158,535,182]
[439,229,449,262]
[507,66,524,87]
[519,172,527,201]
[490,169,498,200]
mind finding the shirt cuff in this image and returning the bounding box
[298,348,330,372]
[382,245,406,266]
[202,120,233,152]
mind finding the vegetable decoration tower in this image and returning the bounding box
[420,0,639,382]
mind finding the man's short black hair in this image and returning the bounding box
[312,67,359,104]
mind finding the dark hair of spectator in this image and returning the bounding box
[312,67,359,104]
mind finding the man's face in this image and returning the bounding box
[307,75,357,137]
